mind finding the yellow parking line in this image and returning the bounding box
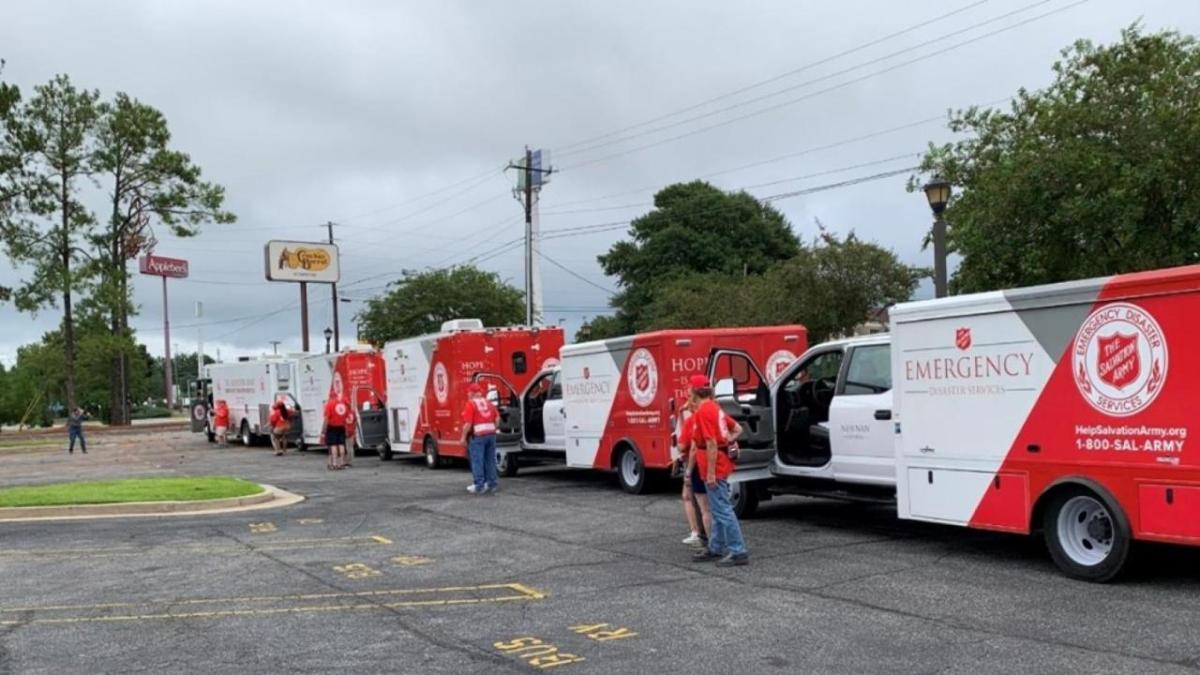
[0,583,545,626]
[0,535,393,560]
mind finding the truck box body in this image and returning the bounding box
[383,322,564,460]
[207,356,301,442]
[536,327,807,476]
[892,265,1199,544]
[296,348,387,449]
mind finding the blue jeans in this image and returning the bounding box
[468,435,498,491]
[706,480,747,556]
[68,428,86,453]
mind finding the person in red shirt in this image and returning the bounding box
[269,399,292,457]
[688,374,749,567]
[676,395,712,547]
[212,400,230,447]
[321,385,353,471]
[459,382,500,495]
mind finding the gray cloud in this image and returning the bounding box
[1,0,1196,366]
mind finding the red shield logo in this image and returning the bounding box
[1096,332,1139,390]
[635,364,649,392]
[955,328,972,351]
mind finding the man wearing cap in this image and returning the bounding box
[460,382,500,495]
[688,374,750,567]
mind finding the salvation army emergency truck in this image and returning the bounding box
[731,264,1198,581]
[296,347,388,454]
[516,326,807,494]
[380,319,564,465]
[205,355,303,447]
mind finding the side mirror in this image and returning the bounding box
[486,389,499,404]
[714,378,735,399]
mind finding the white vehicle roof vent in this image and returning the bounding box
[441,318,484,332]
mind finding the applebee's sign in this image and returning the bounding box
[138,255,189,278]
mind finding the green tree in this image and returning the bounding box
[595,181,801,337]
[356,266,524,343]
[91,92,234,424]
[0,63,20,304]
[0,74,102,410]
[645,229,922,342]
[914,25,1200,293]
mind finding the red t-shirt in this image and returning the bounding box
[677,412,697,458]
[213,406,229,427]
[693,399,737,480]
[324,397,352,427]
[461,398,498,437]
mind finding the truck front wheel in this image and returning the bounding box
[1043,487,1131,583]
[616,445,646,494]
[498,449,519,477]
[731,481,760,518]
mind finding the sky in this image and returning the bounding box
[1,0,1198,367]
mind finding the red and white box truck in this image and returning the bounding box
[751,264,1198,581]
[515,326,807,493]
[206,355,302,446]
[382,319,564,466]
[296,347,388,453]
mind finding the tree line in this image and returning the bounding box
[0,65,233,425]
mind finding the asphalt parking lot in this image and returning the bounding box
[2,429,1200,674]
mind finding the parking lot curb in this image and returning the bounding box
[0,484,304,523]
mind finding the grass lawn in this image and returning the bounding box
[0,476,264,508]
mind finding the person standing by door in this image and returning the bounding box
[459,383,499,495]
[269,400,291,456]
[689,374,749,567]
[67,407,88,455]
[321,389,352,471]
[213,400,230,447]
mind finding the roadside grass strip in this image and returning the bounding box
[0,439,60,450]
[0,476,263,508]
[0,583,547,626]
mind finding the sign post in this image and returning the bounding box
[264,240,340,352]
[139,254,190,408]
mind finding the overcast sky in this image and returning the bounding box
[1,0,1197,367]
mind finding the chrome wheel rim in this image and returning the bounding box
[620,450,640,487]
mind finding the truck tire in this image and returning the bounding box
[240,421,253,447]
[498,449,519,477]
[1043,486,1131,583]
[424,436,441,469]
[616,445,646,494]
[731,481,760,519]
[205,424,216,444]
[378,441,393,461]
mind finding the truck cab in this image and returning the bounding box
[713,335,896,501]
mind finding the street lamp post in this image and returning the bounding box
[922,174,952,298]
[323,327,333,354]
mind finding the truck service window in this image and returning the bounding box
[512,351,527,374]
[842,345,891,395]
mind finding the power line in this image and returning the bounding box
[537,250,617,296]
[332,166,503,223]
[559,0,1086,171]
[552,0,988,155]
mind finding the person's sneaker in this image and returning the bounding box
[467,485,484,494]
[682,532,702,546]
[486,484,499,494]
[691,549,722,563]
[716,553,749,567]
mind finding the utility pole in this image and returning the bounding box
[162,276,173,409]
[509,147,551,326]
[300,281,309,352]
[195,301,204,381]
[327,221,340,351]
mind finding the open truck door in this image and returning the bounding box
[352,385,390,458]
[707,348,776,517]
[189,378,212,437]
[472,372,524,476]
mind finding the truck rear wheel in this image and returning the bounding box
[1043,487,1131,583]
[616,445,646,494]
[240,422,253,447]
[498,449,519,477]
[205,423,216,444]
[424,437,441,469]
